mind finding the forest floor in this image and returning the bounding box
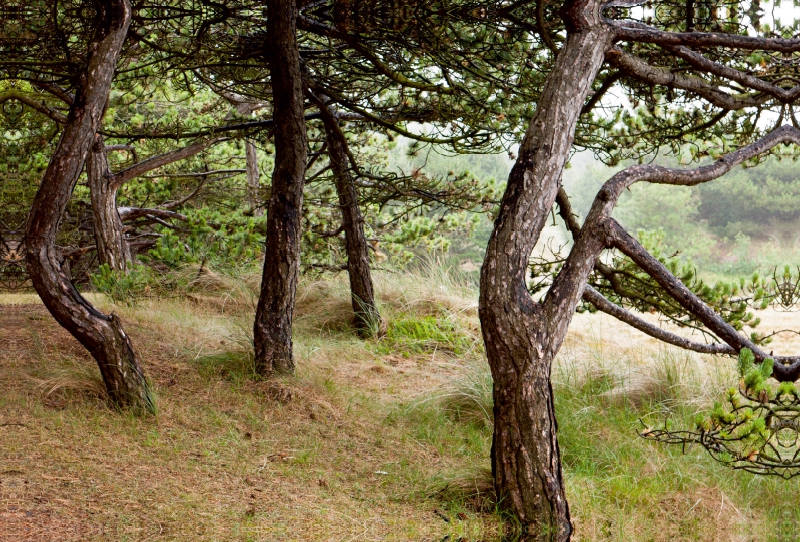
[2,269,800,541]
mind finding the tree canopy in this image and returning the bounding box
[9,0,800,539]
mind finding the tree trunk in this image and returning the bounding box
[478,0,611,537]
[253,0,308,375]
[88,138,220,268]
[88,135,132,272]
[246,141,264,216]
[25,0,154,414]
[319,107,382,335]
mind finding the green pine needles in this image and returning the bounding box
[643,349,800,478]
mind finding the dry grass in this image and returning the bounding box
[5,268,800,541]
[0,269,500,542]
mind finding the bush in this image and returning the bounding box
[90,264,151,304]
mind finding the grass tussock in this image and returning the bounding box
[428,467,496,513]
[434,358,493,428]
[30,357,107,405]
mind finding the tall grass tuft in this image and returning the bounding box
[31,357,107,403]
[436,358,494,428]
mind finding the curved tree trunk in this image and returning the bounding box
[25,0,154,414]
[318,107,382,336]
[88,135,132,272]
[253,0,308,375]
[478,0,611,537]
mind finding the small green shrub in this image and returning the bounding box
[90,263,151,304]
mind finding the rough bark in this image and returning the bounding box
[246,141,264,216]
[88,138,220,268]
[25,0,154,413]
[477,0,612,537]
[253,0,308,375]
[88,136,132,271]
[318,105,382,335]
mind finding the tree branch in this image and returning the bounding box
[582,284,735,355]
[0,90,68,124]
[604,218,800,381]
[607,48,767,109]
[110,138,225,188]
[610,20,800,52]
[117,207,188,222]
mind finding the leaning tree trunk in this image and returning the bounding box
[319,106,382,336]
[245,141,264,216]
[253,0,308,375]
[87,135,132,272]
[478,0,611,538]
[25,0,154,414]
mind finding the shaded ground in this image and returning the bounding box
[6,276,800,541]
[0,295,497,542]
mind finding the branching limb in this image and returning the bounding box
[582,285,735,355]
[604,218,800,381]
[666,45,800,103]
[110,138,226,188]
[609,20,800,52]
[117,207,188,222]
[607,48,767,110]
[0,90,68,124]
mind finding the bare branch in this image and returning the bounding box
[583,284,735,355]
[610,20,800,52]
[117,207,188,222]
[110,138,225,188]
[607,48,767,109]
[142,169,244,178]
[0,90,68,124]
[32,81,74,105]
[666,45,800,102]
[604,217,800,381]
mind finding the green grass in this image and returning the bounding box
[194,350,256,383]
[373,313,477,356]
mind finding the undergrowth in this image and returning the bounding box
[12,264,800,541]
[373,313,476,356]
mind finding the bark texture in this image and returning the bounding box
[88,138,219,268]
[25,0,154,413]
[253,0,308,375]
[246,141,264,216]
[478,0,612,537]
[319,106,382,335]
[88,135,132,271]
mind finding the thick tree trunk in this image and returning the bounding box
[246,141,264,216]
[253,0,308,375]
[88,136,132,272]
[25,0,154,413]
[478,0,611,538]
[318,108,382,335]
